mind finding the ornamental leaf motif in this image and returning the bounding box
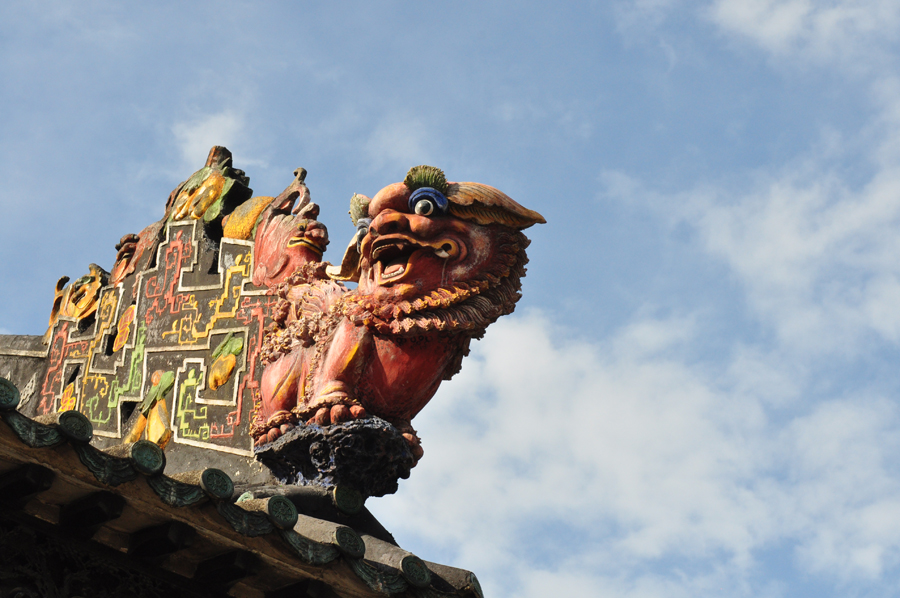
[216,501,274,537]
[146,475,206,507]
[73,444,138,486]
[278,530,340,565]
[1,412,62,448]
[348,559,408,595]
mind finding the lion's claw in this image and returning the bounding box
[304,401,368,427]
[312,407,329,426]
[331,404,351,423]
[401,431,424,461]
[254,400,369,447]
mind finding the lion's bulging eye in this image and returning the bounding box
[408,186,448,217]
[414,199,435,216]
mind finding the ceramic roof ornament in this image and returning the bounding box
[0,151,542,596]
[167,145,252,223]
[6,150,544,501]
[253,165,545,495]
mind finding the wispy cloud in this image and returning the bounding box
[601,97,900,355]
[614,0,900,73]
[614,0,685,36]
[371,312,900,596]
[368,13,900,590]
[5,2,900,596]
[1,1,140,52]
[706,0,900,69]
[171,110,247,173]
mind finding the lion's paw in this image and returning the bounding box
[306,402,368,426]
[253,410,300,447]
[402,432,425,461]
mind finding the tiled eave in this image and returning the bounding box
[0,388,482,598]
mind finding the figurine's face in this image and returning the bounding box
[250,182,330,288]
[110,237,139,286]
[357,183,497,302]
[59,265,106,319]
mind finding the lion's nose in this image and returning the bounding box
[370,210,442,239]
[369,210,410,237]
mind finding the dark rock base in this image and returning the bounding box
[254,417,415,497]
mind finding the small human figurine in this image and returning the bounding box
[125,370,175,448]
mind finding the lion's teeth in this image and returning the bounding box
[435,249,450,258]
[383,264,405,279]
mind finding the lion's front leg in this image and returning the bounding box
[301,318,373,426]
[253,349,308,446]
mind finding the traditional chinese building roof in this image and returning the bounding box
[0,376,483,598]
[0,150,544,597]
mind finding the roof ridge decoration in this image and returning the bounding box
[0,147,542,596]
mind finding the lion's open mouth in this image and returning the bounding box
[368,235,463,285]
[372,239,419,281]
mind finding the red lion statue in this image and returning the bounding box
[251,166,544,463]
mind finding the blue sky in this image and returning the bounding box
[4,1,900,596]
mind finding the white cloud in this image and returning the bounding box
[11,1,139,52]
[601,106,900,355]
[368,312,900,596]
[706,0,900,68]
[579,29,900,590]
[373,312,768,596]
[615,0,900,72]
[778,398,900,579]
[171,110,247,173]
[722,345,803,409]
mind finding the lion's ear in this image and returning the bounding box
[325,234,362,282]
[447,182,546,229]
